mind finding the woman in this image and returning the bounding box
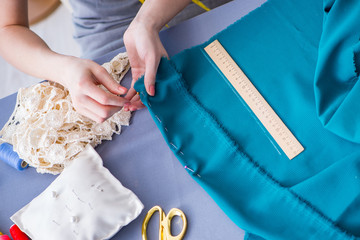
[0,0,231,122]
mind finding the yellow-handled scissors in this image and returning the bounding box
[142,206,188,240]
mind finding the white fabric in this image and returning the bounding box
[11,145,143,240]
[0,52,131,174]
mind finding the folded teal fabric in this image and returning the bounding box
[315,0,360,143]
[135,0,360,239]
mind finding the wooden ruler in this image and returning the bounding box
[204,40,304,160]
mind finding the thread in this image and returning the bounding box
[0,143,28,171]
[0,234,11,240]
[10,225,29,240]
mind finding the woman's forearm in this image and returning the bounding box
[0,25,70,85]
[0,0,71,86]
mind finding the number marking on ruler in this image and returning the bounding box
[204,40,304,160]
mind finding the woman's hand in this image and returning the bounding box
[59,56,129,123]
[122,0,191,112]
[123,18,168,111]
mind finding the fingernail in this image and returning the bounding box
[130,106,136,111]
[149,85,155,96]
[119,86,127,94]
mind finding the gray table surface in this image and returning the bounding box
[0,0,265,239]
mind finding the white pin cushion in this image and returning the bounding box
[11,145,143,240]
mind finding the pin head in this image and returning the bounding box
[70,216,79,223]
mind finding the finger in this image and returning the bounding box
[130,93,140,103]
[128,94,144,111]
[75,105,107,123]
[125,44,145,84]
[92,64,127,95]
[125,87,138,101]
[144,56,158,96]
[129,100,145,111]
[83,78,129,107]
[81,95,123,122]
[160,48,169,59]
[124,100,145,112]
[124,91,145,111]
[124,88,137,111]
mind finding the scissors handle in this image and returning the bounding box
[142,206,165,240]
[163,208,187,240]
[142,206,187,240]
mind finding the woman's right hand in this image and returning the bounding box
[58,56,130,123]
[122,0,191,112]
[123,17,169,111]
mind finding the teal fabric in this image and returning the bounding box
[315,0,360,143]
[245,232,266,240]
[135,0,360,239]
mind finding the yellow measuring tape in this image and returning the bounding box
[139,0,210,12]
[138,0,210,28]
[138,0,210,23]
[191,0,210,11]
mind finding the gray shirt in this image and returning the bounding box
[69,0,232,59]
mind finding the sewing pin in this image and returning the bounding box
[170,142,178,149]
[52,220,60,226]
[65,205,72,212]
[184,166,201,178]
[88,203,94,210]
[70,216,79,223]
[51,191,57,198]
[184,166,194,173]
[155,115,162,123]
[72,189,78,197]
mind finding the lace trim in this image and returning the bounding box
[0,52,131,174]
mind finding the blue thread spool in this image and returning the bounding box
[0,143,28,171]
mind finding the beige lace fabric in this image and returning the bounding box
[0,52,131,174]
